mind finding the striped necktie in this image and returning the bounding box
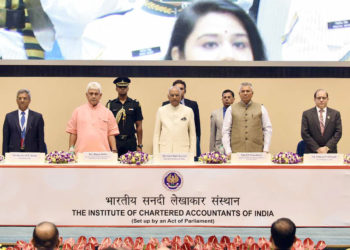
[20,111,26,148]
[319,109,325,136]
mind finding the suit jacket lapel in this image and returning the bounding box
[26,110,33,134]
[13,111,21,133]
[324,109,331,129]
[218,108,224,124]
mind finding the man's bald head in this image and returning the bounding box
[32,222,59,250]
[271,218,296,250]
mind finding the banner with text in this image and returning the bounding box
[0,166,349,226]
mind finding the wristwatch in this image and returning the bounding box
[137,144,143,148]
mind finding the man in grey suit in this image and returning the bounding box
[209,89,235,153]
[301,89,342,153]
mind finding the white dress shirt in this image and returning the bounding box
[222,104,272,154]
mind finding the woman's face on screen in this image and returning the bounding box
[172,12,254,61]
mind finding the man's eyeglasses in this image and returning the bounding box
[316,97,327,100]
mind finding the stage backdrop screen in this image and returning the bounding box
[1,0,349,62]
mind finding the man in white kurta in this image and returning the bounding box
[153,86,196,154]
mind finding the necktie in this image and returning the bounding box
[319,109,325,136]
[21,111,26,149]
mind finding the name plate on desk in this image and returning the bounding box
[154,153,194,164]
[231,152,271,164]
[5,153,45,163]
[303,153,343,165]
[77,152,117,164]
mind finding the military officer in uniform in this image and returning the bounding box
[107,77,143,156]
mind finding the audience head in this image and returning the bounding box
[270,218,296,250]
[32,221,60,250]
[165,0,265,61]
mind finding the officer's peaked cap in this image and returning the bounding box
[113,77,131,87]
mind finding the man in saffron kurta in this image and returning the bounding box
[66,82,119,153]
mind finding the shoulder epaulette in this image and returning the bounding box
[106,100,112,108]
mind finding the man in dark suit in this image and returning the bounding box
[162,80,201,158]
[301,89,342,153]
[2,89,46,155]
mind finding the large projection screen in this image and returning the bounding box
[1,0,350,62]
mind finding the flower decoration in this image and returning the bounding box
[199,151,227,164]
[344,154,350,164]
[0,155,4,162]
[119,151,149,165]
[272,152,302,164]
[46,151,75,164]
